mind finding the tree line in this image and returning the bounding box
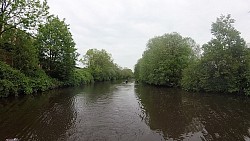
[0,0,133,97]
[135,15,250,95]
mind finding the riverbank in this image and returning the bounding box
[134,15,250,96]
[0,60,95,98]
[0,61,63,98]
[0,61,132,98]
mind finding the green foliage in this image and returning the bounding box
[1,29,40,73]
[1,1,123,98]
[13,30,38,72]
[0,79,16,97]
[82,49,113,81]
[0,0,54,84]
[134,59,142,81]
[82,48,133,81]
[65,68,94,86]
[29,69,61,92]
[136,33,196,86]
[0,61,32,97]
[181,61,204,91]
[181,15,250,95]
[36,16,78,81]
[0,61,58,97]
[121,68,134,79]
[0,0,49,36]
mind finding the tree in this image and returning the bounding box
[81,48,133,81]
[82,49,114,81]
[0,0,49,74]
[134,58,142,81]
[0,27,39,75]
[184,37,201,59]
[182,14,250,95]
[0,0,49,37]
[121,68,133,79]
[138,32,196,86]
[12,29,38,73]
[36,16,77,81]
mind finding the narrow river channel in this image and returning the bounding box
[0,81,250,141]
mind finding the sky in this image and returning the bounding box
[47,0,250,69]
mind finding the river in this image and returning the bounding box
[0,81,250,141]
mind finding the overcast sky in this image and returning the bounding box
[47,0,250,69]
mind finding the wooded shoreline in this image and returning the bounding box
[0,0,133,98]
[1,1,249,97]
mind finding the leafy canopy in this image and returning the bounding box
[136,32,197,86]
[0,0,49,36]
[36,16,77,81]
[182,14,250,95]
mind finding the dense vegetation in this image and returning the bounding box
[0,61,59,97]
[135,15,250,95]
[81,49,133,81]
[135,33,198,86]
[0,0,133,98]
[182,15,250,95]
[2,1,246,97]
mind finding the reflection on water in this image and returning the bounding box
[135,84,250,140]
[60,81,163,141]
[0,88,78,140]
[0,81,250,141]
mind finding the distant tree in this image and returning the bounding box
[81,48,133,81]
[82,49,115,81]
[182,14,250,94]
[121,68,134,79]
[36,16,77,81]
[139,32,196,86]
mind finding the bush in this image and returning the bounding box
[0,61,32,96]
[29,69,61,92]
[138,33,195,86]
[181,61,202,91]
[0,61,61,97]
[65,68,94,86]
[0,80,16,97]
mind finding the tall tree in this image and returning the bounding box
[82,49,114,81]
[0,27,38,74]
[36,16,77,81]
[139,32,196,86]
[182,15,250,94]
[0,0,49,37]
[12,29,38,73]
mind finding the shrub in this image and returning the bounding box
[65,68,94,86]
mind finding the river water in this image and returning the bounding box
[0,81,250,141]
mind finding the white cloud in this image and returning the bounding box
[47,0,250,69]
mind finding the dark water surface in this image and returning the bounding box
[0,81,250,141]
